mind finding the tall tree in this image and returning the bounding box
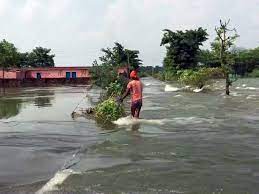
[17,52,30,68]
[100,42,142,69]
[0,39,19,91]
[161,27,208,70]
[212,19,239,95]
[28,47,55,67]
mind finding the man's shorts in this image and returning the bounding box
[131,99,142,110]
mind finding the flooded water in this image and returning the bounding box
[1,78,259,194]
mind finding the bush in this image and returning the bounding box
[153,72,165,81]
[91,65,118,89]
[153,70,178,81]
[249,69,259,78]
[105,80,124,99]
[178,68,224,88]
[95,98,125,123]
[94,76,126,124]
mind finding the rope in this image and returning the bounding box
[72,96,87,113]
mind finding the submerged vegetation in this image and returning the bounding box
[90,42,142,124]
[178,68,225,89]
[95,98,125,123]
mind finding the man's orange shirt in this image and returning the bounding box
[127,80,143,102]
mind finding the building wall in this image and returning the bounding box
[25,68,90,79]
[0,70,22,79]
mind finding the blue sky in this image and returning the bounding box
[0,0,259,66]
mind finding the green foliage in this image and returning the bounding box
[27,47,55,67]
[92,42,142,124]
[0,39,55,68]
[164,70,177,81]
[212,20,239,70]
[0,39,19,68]
[153,72,165,81]
[213,19,239,95]
[232,47,259,76]
[198,47,259,77]
[248,69,259,78]
[95,98,125,123]
[106,80,123,98]
[100,42,142,69]
[197,49,220,67]
[91,63,118,89]
[178,68,224,88]
[161,27,208,69]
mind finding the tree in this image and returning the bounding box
[161,27,208,70]
[212,19,239,95]
[232,47,259,76]
[197,50,221,68]
[27,47,55,67]
[92,42,142,89]
[0,39,19,91]
[100,42,142,69]
[17,52,30,68]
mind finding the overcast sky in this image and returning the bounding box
[0,0,258,66]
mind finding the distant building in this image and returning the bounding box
[0,67,91,87]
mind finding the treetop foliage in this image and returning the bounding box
[100,42,142,69]
[0,39,55,68]
[161,27,208,69]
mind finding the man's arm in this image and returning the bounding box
[120,88,130,102]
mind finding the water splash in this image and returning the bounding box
[165,85,181,92]
[113,116,168,126]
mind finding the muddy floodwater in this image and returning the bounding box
[0,78,259,194]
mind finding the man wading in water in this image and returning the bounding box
[119,70,143,119]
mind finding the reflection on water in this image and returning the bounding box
[0,89,55,118]
[34,96,53,108]
[33,90,54,108]
[0,98,22,119]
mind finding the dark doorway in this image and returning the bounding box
[72,72,77,79]
[36,73,41,79]
[66,72,71,80]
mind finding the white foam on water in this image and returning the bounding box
[193,88,204,93]
[246,87,258,90]
[142,96,150,99]
[174,94,182,98]
[36,169,80,194]
[172,117,214,125]
[113,116,168,126]
[242,84,247,87]
[165,85,181,92]
[246,95,257,99]
[232,92,242,97]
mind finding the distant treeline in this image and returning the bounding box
[0,39,55,69]
[138,66,163,77]
[198,47,259,76]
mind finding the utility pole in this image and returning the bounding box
[127,53,130,78]
[2,67,5,95]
